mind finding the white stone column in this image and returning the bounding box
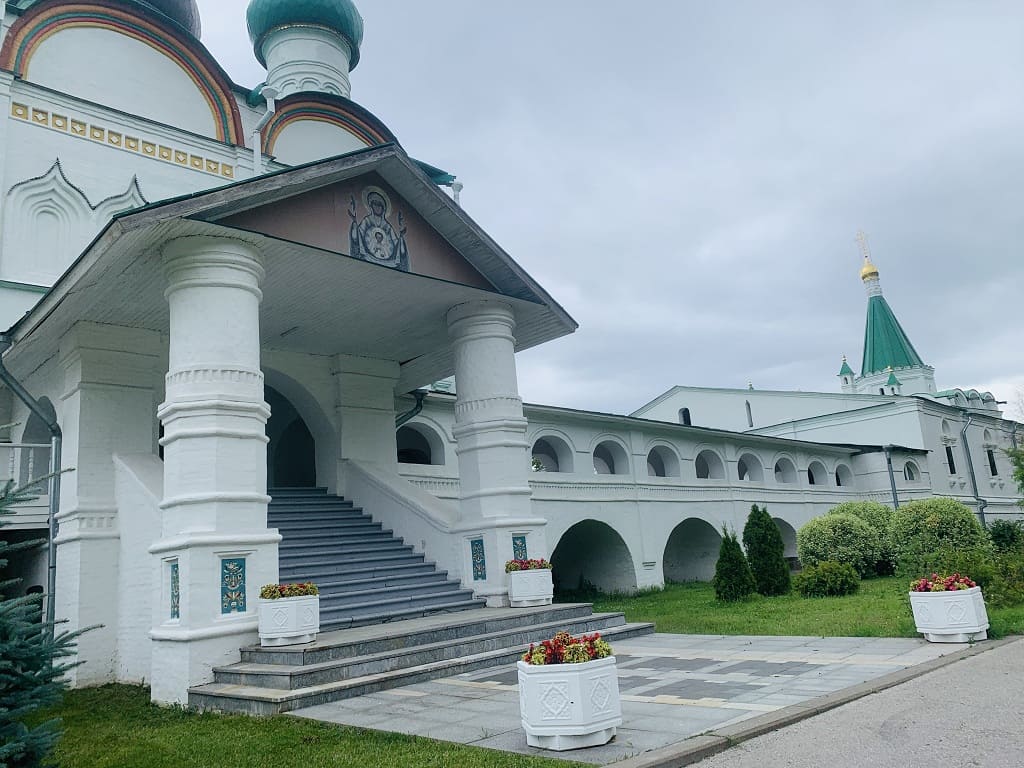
[446,300,547,606]
[150,236,279,705]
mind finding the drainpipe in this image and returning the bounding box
[0,333,62,630]
[883,446,900,509]
[252,86,279,176]
[960,412,987,525]
[395,389,429,429]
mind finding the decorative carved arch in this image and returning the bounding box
[262,93,398,155]
[0,1,245,144]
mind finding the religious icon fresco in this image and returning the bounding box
[348,185,410,270]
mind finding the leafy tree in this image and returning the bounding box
[713,527,755,602]
[1008,446,1024,508]
[0,480,83,767]
[742,504,790,596]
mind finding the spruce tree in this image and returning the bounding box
[0,480,82,768]
[713,527,755,602]
[742,504,791,596]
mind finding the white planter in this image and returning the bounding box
[517,656,621,751]
[258,594,320,647]
[508,569,554,607]
[909,586,989,643]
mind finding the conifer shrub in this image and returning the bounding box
[987,519,1024,555]
[0,481,83,767]
[891,497,989,574]
[793,561,860,597]
[796,513,880,577]
[742,504,790,596]
[713,528,755,602]
[828,500,895,574]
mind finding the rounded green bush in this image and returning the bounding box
[891,498,989,572]
[796,513,880,577]
[793,561,860,597]
[828,500,895,574]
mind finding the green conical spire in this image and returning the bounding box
[886,369,901,387]
[838,356,854,376]
[861,294,925,375]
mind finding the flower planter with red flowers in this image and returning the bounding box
[505,559,554,608]
[908,574,989,643]
[517,631,621,751]
[258,583,320,647]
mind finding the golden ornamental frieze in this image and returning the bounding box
[11,102,235,179]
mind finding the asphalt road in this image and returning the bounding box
[696,637,1024,768]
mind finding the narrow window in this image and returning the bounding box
[835,469,843,487]
[879,388,886,395]
[945,446,956,475]
[745,400,753,428]
[807,469,816,485]
[679,407,692,427]
[987,449,998,477]
[903,462,918,482]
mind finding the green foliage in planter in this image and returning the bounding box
[259,583,319,599]
[987,519,1024,555]
[0,480,84,768]
[793,561,861,597]
[797,513,880,578]
[713,528,755,602]
[891,498,990,574]
[828,500,895,574]
[742,504,790,596]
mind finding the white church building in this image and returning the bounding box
[0,0,1018,708]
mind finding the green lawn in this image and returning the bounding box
[589,577,1024,638]
[40,685,585,768]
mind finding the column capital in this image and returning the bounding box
[446,300,516,339]
[162,236,264,301]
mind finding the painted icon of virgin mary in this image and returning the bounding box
[347,186,410,270]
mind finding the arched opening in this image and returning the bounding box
[551,520,636,595]
[903,461,919,482]
[941,419,953,438]
[266,386,316,488]
[835,463,854,487]
[774,457,797,483]
[695,449,725,480]
[737,452,764,482]
[19,397,55,490]
[807,461,828,486]
[397,423,446,466]
[646,445,680,478]
[679,408,692,426]
[772,517,799,563]
[663,518,721,582]
[532,435,574,473]
[593,440,628,475]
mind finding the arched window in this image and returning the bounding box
[593,440,629,475]
[774,458,797,484]
[531,436,574,473]
[737,452,764,482]
[397,424,446,466]
[679,408,692,426]
[807,461,828,486]
[745,400,753,428]
[835,464,854,487]
[695,449,725,480]
[903,461,919,482]
[646,445,680,478]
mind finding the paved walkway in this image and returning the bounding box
[291,634,976,765]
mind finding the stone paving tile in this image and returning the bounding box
[290,635,968,766]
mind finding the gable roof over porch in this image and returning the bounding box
[4,144,577,392]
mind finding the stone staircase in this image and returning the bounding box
[269,487,485,629]
[188,603,654,715]
[187,487,655,715]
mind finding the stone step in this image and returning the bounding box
[276,523,385,540]
[269,509,365,521]
[321,597,489,630]
[190,619,654,715]
[313,570,453,594]
[269,487,330,497]
[269,499,358,510]
[281,561,440,582]
[241,604,599,665]
[317,578,462,603]
[280,534,397,549]
[280,541,412,561]
[320,587,479,619]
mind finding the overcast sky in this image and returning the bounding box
[198,1,1024,418]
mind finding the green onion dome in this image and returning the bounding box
[246,0,364,69]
